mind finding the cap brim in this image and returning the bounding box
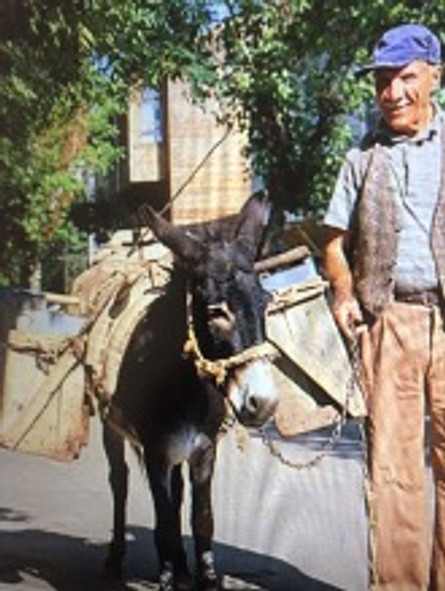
[354,60,414,78]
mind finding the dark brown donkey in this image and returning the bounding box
[102,194,279,590]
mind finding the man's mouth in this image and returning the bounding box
[385,103,410,114]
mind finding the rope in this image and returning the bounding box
[184,335,277,385]
[182,276,325,385]
[182,286,278,385]
[160,125,233,216]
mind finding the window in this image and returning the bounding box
[140,88,163,143]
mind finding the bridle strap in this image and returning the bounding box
[182,286,277,385]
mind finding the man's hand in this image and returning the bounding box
[322,228,365,341]
[332,295,365,341]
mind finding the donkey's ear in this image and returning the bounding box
[144,206,202,263]
[235,191,271,258]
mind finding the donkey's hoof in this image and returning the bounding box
[159,563,175,591]
[196,551,218,591]
[158,562,193,591]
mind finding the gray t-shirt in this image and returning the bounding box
[324,110,443,292]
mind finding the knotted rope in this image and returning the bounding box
[182,289,277,385]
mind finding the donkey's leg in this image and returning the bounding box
[189,439,218,591]
[102,420,129,579]
[146,457,191,591]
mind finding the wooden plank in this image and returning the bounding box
[0,287,89,461]
[2,342,78,445]
[0,333,88,461]
[255,246,310,273]
[271,362,340,438]
[266,291,366,419]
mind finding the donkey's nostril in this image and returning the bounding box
[245,394,259,413]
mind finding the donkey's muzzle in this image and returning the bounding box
[227,359,278,427]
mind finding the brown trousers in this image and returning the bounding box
[361,302,445,591]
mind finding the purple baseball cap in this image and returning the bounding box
[356,24,441,76]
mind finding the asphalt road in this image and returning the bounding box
[0,417,369,591]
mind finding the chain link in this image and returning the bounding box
[258,407,346,470]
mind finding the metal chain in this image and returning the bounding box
[258,407,346,470]
[257,343,356,470]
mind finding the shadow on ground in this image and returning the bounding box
[0,514,341,591]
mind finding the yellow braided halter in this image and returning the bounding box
[182,288,277,385]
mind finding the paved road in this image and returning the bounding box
[0,417,369,591]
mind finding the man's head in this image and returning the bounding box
[358,24,442,135]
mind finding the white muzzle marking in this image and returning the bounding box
[227,358,278,427]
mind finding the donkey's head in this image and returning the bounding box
[145,194,279,427]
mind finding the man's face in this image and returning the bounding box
[374,60,441,135]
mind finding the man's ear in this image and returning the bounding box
[432,65,442,91]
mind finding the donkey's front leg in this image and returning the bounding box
[190,438,218,591]
[102,420,129,580]
[146,457,192,591]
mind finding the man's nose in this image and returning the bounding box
[385,78,404,102]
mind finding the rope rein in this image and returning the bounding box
[182,288,278,385]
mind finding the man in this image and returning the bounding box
[323,24,444,591]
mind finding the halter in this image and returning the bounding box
[182,286,277,385]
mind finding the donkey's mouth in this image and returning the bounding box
[237,403,278,428]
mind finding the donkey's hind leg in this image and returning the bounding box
[102,420,129,579]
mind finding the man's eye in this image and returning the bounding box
[376,77,391,89]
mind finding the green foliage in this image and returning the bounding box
[1,1,118,286]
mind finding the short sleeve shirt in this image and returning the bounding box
[324,110,443,292]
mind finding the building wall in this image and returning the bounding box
[118,80,253,225]
[165,80,253,224]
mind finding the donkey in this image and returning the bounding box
[102,194,279,590]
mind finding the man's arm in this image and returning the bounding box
[323,227,364,340]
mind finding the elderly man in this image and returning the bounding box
[323,24,444,591]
